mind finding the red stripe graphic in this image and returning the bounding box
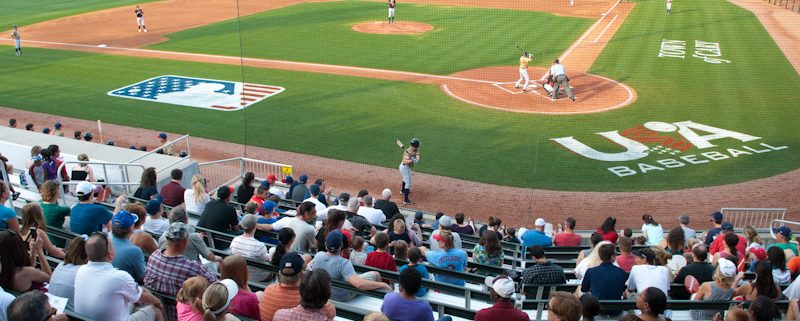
[243,88,275,94]
[212,105,237,110]
[245,83,282,90]
[241,92,266,98]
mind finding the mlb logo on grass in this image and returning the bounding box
[107,75,285,111]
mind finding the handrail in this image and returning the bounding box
[770,219,800,239]
[197,157,293,192]
[126,134,191,164]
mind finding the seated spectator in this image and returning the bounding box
[575,241,613,281]
[133,167,159,201]
[265,175,284,199]
[382,268,452,321]
[388,219,412,245]
[176,276,209,321]
[373,189,401,218]
[768,246,791,284]
[158,206,222,268]
[311,230,391,301]
[366,232,398,272]
[145,222,217,296]
[679,215,697,241]
[236,172,255,204]
[394,240,409,261]
[472,230,504,268]
[7,290,67,321]
[521,245,566,286]
[710,222,747,256]
[451,212,475,236]
[633,287,667,321]
[75,232,164,321]
[110,210,146,283]
[581,243,626,316]
[201,280,241,321]
[39,180,71,247]
[197,186,241,237]
[70,182,123,234]
[74,130,81,140]
[0,183,18,233]
[641,214,664,246]
[270,228,296,267]
[249,185,270,212]
[616,237,636,273]
[48,236,88,310]
[184,175,210,214]
[547,291,583,321]
[673,244,716,300]
[750,247,767,273]
[68,153,95,182]
[274,269,335,321]
[344,198,376,238]
[505,227,521,244]
[20,203,65,258]
[691,258,736,320]
[350,236,368,265]
[260,252,336,321]
[580,294,600,321]
[221,255,260,320]
[142,198,170,236]
[399,247,429,297]
[159,168,185,207]
[597,217,619,243]
[0,278,10,321]
[125,203,158,255]
[422,230,468,286]
[364,312,390,321]
[734,261,781,300]
[769,226,798,259]
[315,210,352,258]
[317,192,349,221]
[229,214,271,282]
[662,227,688,276]
[627,248,670,295]
[0,229,51,292]
[476,275,528,321]
[704,211,724,246]
[554,217,581,246]
[357,195,386,226]
[521,218,552,249]
[429,216,462,251]
[712,233,744,269]
[749,295,781,321]
[288,175,309,203]
[623,228,633,238]
[302,184,326,213]
[286,202,319,254]
[477,216,504,240]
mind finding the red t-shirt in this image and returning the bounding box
[475,301,529,321]
[709,234,746,256]
[553,232,582,246]
[159,181,185,207]
[596,229,619,243]
[365,251,397,271]
[615,253,636,273]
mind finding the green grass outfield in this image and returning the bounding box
[148,1,593,75]
[0,0,798,191]
[2,0,157,29]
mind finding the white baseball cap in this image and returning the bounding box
[484,275,516,298]
[717,258,737,277]
[534,218,546,227]
[75,181,96,196]
[209,279,239,315]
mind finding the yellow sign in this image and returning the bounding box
[281,166,293,176]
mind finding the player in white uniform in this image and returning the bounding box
[11,25,21,56]
[135,6,147,32]
[388,0,396,24]
[666,0,672,15]
[514,52,532,92]
[399,138,420,205]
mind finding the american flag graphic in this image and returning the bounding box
[107,75,285,111]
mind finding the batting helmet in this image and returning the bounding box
[83,132,93,140]
[410,138,420,148]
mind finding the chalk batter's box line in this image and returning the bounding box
[492,82,541,95]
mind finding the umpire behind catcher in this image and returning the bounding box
[399,138,420,205]
[549,59,576,101]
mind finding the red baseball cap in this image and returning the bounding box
[267,174,277,183]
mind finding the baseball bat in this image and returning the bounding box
[97,119,104,143]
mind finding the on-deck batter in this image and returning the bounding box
[399,138,420,205]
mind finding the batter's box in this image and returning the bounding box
[492,82,540,95]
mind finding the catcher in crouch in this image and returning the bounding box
[398,138,420,205]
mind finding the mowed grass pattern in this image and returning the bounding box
[149,1,593,74]
[2,0,157,29]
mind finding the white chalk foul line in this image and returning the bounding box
[592,14,619,44]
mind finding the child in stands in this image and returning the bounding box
[366,232,398,272]
[616,237,637,273]
[350,236,368,265]
[399,247,429,297]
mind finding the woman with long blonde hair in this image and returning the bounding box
[575,240,612,281]
[184,174,210,214]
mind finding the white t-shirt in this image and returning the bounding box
[783,275,800,299]
[269,186,285,199]
[230,235,271,281]
[74,262,142,321]
[0,286,15,321]
[357,207,386,226]
[287,218,316,254]
[318,205,347,222]
[429,229,462,251]
[303,197,326,213]
[627,264,670,294]
[183,189,209,214]
[642,224,664,246]
[141,216,170,236]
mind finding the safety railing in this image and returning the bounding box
[56,161,145,204]
[722,207,786,229]
[771,219,800,239]
[197,157,293,191]
[126,134,192,171]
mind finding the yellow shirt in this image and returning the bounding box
[519,56,531,68]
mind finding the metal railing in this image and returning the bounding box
[722,207,786,229]
[771,219,800,239]
[56,161,145,204]
[198,157,293,191]
[126,134,192,171]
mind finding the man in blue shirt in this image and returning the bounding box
[70,181,123,234]
[704,211,724,245]
[581,243,627,316]
[521,218,552,248]
[111,210,146,283]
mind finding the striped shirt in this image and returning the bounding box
[274,306,328,321]
[230,235,271,281]
[143,249,216,295]
[259,283,336,321]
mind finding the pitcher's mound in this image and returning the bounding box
[352,21,434,35]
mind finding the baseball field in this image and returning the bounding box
[1,0,799,223]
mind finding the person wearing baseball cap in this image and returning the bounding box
[420,230,468,287]
[229,214,271,282]
[52,121,64,137]
[201,279,238,321]
[265,174,285,199]
[259,252,336,321]
[381,268,454,321]
[70,181,125,234]
[627,247,670,294]
[310,230,391,301]
[144,222,217,297]
[142,197,169,236]
[429,215,463,251]
[110,210,146,282]
[709,222,746,257]
[157,132,175,156]
[197,186,241,240]
[690,258,737,320]
[520,218,552,250]
[288,175,309,203]
[473,275,528,321]
[770,226,798,258]
[704,211,725,245]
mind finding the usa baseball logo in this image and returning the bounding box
[107,75,285,111]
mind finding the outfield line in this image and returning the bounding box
[592,14,619,44]
[0,38,501,86]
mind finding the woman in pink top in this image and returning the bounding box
[221,255,261,320]
[176,276,210,321]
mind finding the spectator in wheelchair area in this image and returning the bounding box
[381,268,453,321]
[547,291,583,321]
[6,290,68,321]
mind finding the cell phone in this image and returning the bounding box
[30,227,37,240]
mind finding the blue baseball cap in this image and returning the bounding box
[158,132,167,139]
[774,226,792,239]
[299,175,308,184]
[42,128,51,134]
[710,211,724,221]
[54,122,62,129]
[309,184,320,196]
[146,198,162,215]
[326,230,343,252]
[261,200,277,215]
[112,210,139,229]
[260,180,270,187]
